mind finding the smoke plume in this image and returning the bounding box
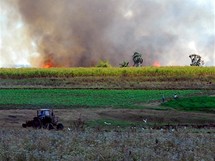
[0,0,215,67]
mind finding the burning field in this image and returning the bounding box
[0,0,215,160]
[1,0,215,68]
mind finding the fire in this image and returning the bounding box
[153,61,161,67]
[43,59,54,68]
[43,64,52,68]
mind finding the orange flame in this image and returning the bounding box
[153,61,161,67]
[43,59,54,68]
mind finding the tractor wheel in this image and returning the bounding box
[47,123,54,130]
[42,123,48,129]
[57,123,64,130]
[22,123,27,128]
[26,120,33,127]
[33,118,42,129]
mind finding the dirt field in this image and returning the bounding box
[1,105,215,129]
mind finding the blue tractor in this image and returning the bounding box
[22,109,64,130]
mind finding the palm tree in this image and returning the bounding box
[132,52,143,67]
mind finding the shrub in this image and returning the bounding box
[96,60,112,68]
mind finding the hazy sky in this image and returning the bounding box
[0,0,214,67]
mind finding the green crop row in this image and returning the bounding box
[162,96,215,111]
[0,89,203,109]
[0,66,215,79]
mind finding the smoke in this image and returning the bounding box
[0,0,38,67]
[0,0,214,67]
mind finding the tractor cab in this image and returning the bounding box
[37,109,53,118]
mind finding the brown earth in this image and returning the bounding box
[0,77,214,89]
[1,106,215,129]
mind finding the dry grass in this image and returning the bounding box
[1,108,214,160]
[0,127,214,161]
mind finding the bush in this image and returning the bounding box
[96,60,112,68]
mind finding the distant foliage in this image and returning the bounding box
[96,60,112,68]
[119,61,129,67]
[189,54,204,66]
[132,52,143,67]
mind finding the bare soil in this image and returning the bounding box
[1,78,214,89]
[1,106,215,129]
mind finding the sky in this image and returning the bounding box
[0,0,214,67]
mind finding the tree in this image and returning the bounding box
[132,52,143,67]
[189,54,204,66]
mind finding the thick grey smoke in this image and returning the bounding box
[1,0,215,67]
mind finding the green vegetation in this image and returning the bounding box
[162,96,215,112]
[96,60,112,67]
[1,66,214,79]
[1,67,214,89]
[0,89,202,109]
